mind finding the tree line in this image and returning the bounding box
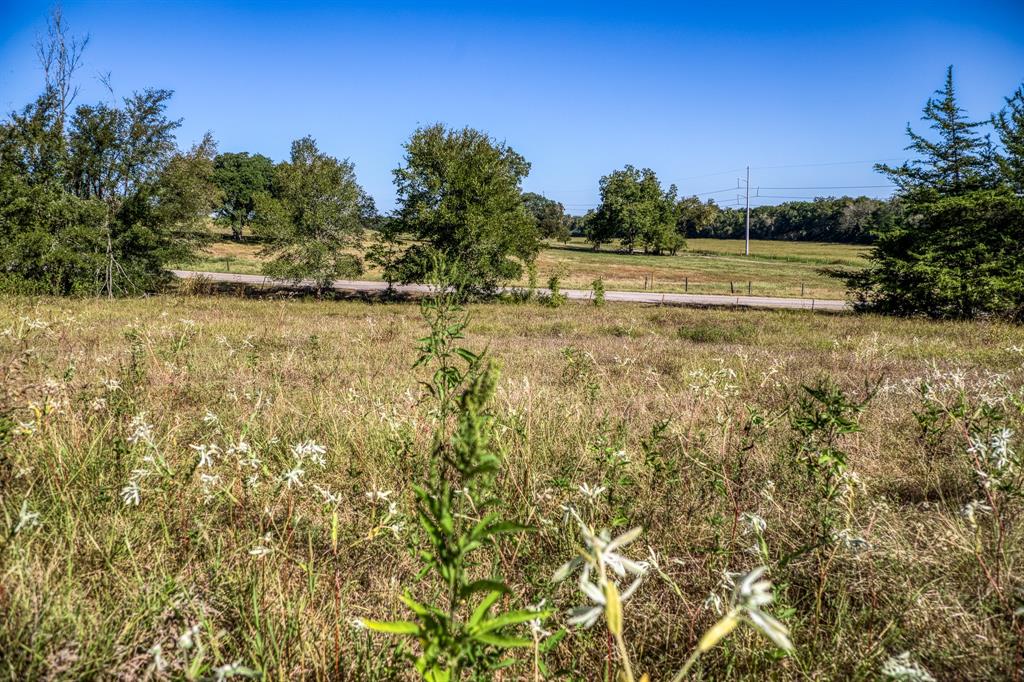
[2,12,1023,318]
[697,197,890,244]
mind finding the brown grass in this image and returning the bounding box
[0,295,1020,680]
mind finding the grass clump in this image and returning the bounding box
[677,320,756,344]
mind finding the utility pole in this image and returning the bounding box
[744,165,751,256]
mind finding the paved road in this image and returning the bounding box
[171,270,850,312]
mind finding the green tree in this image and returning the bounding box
[64,89,217,296]
[837,197,891,243]
[391,124,538,293]
[848,190,1024,318]
[522,192,570,242]
[583,207,616,251]
[848,68,1024,319]
[992,84,1024,192]
[592,165,679,254]
[876,66,994,199]
[212,152,275,240]
[676,196,719,241]
[0,91,105,294]
[254,136,374,294]
[0,13,216,297]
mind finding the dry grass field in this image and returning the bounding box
[1,293,1022,680]
[184,234,866,300]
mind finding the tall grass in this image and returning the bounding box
[0,295,1021,679]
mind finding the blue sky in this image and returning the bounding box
[2,1,1023,212]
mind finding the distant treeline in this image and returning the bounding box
[553,193,890,251]
[694,196,891,244]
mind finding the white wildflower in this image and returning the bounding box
[127,414,155,447]
[959,499,993,527]
[741,512,767,535]
[528,599,552,638]
[577,482,606,503]
[365,489,393,503]
[239,455,261,470]
[291,440,327,468]
[227,440,250,457]
[554,514,647,628]
[147,643,167,673]
[199,473,221,493]
[730,567,793,651]
[14,420,36,436]
[177,624,200,651]
[833,528,871,553]
[703,591,725,615]
[968,427,1016,483]
[120,481,141,507]
[881,651,935,681]
[214,661,257,680]
[315,485,342,505]
[14,501,40,534]
[281,467,305,488]
[191,443,220,468]
[249,546,272,558]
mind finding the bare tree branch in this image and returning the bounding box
[34,3,90,120]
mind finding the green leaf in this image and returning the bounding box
[469,591,503,626]
[455,348,479,363]
[539,628,567,652]
[461,579,509,598]
[423,666,452,682]
[478,609,552,633]
[360,619,420,635]
[483,520,533,536]
[399,592,433,617]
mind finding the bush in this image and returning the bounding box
[591,277,605,306]
[543,275,566,308]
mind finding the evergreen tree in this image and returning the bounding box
[848,68,1024,319]
[992,85,1024,192]
[875,66,993,198]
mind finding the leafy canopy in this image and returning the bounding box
[589,165,681,255]
[522,192,570,242]
[391,124,539,293]
[254,136,375,292]
[0,86,218,295]
[212,152,275,240]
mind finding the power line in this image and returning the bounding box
[750,157,906,170]
[674,167,746,181]
[756,184,896,190]
[753,194,860,200]
[693,186,742,196]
